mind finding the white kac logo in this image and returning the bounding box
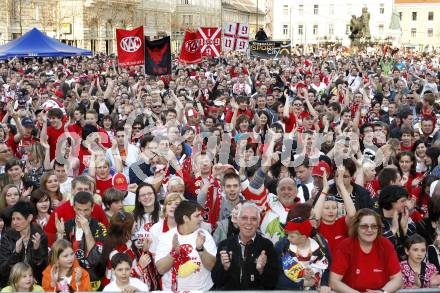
[120,36,142,52]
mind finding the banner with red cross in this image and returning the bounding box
[197,27,222,57]
[223,22,249,52]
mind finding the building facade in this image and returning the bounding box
[395,0,440,50]
[0,0,173,53]
[0,0,265,53]
[271,0,395,45]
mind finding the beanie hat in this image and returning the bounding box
[284,219,313,237]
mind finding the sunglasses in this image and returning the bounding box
[359,224,379,231]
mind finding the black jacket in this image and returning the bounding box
[64,218,107,285]
[0,225,48,287]
[212,233,278,290]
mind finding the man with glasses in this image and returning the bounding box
[212,202,278,290]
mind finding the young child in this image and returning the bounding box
[1,262,44,292]
[103,253,149,292]
[400,234,440,288]
[42,239,91,292]
[427,227,440,272]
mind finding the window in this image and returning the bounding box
[411,28,416,37]
[298,25,303,35]
[428,11,434,21]
[183,14,193,25]
[181,0,191,4]
[428,28,433,37]
[329,24,334,35]
[283,5,289,16]
[379,24,384,34]
[283,25,289,35]
[313,25,318,35]
[314,5,319,15]
[299,5,304,16]
[379,3,384,14]
[412,12,417,21]
[329,4,334,15]
[399,12,403,20]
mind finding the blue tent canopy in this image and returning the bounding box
[0,28,93,59]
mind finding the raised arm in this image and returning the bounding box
[335,166,356,222]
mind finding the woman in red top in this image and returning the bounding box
[397,151,423,198]
[330,209,403,293]
[314,166,356,257]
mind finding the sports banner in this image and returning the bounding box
[179,30,202,64]
[223,22,249,52]
[144,36,171,76]
[249,41,291,58]
[197,27,222,57]
[116,26,145,67]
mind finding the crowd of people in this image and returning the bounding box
[0,44,439,292]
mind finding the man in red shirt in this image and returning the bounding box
[41,108,65,161]
[44,175,109,245]
[224,96,253,123]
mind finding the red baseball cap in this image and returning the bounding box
[312,161,332,178]
[113,173,128,191]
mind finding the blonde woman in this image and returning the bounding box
[1,262,43,292]
[355,159,378,198]
[149,192,184,255]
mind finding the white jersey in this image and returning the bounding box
[155,227,217,291]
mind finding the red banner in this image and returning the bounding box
[197,27,222,57]
[179,31,201,64]
[116,26,145,67]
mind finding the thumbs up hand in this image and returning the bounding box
[256,250,267,274]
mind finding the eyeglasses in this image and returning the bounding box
[359,224,379,231]
[293,103,302,106]
[152,105,161,108]
[133,127,142,130]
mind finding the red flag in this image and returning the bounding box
[116,26,144,67]
[179,31,202,64]
[197,27,222,57]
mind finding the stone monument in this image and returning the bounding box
[349,7,371,46]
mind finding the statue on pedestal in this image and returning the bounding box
[349,7,371,45]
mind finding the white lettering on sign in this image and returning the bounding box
[120,36,142,52]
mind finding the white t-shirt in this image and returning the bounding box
[132,214,154,249]
[59,177,73,198]
[155,227,217,291]
[149,219,164,255]
[103,277,149,292]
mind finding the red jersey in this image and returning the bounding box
[282,112,297,133]
[96,176,113,197]
[47,123,65,161]
[318,216,348,257]
[78,145,91,174]
[331,237,401,292]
